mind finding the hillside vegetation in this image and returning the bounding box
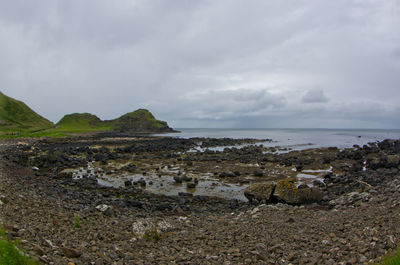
[0,91,174,137]
[55,113,112,132]
[0,91,53,132]
[55,109,172,133]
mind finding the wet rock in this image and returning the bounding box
[244,182,276,203]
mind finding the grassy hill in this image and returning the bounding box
[0,91,53,132]
[55,113,113,132]
[110,109,172,132]
[54,109,173,134]
[0,91,174,138]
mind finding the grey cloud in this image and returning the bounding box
[0,0,399,128]
[302,88,329,103]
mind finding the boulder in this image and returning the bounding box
[244,182,276,203]
[273,178,323,204]
[273,178,300,204]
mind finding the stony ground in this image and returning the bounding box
[0,137,400,264]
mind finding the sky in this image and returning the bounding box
[0,0,399,129]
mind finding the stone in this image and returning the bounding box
[96,204,111,212]
[273,178,323,204]
[244,182,276,203]
[62,247,82,258]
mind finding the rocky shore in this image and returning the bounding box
[0,135,399,264]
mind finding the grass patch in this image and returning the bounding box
[378,246,400,265]
[142,226,162,242]
[74,214,81,229]
[0,228,37,265]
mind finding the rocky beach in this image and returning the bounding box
[1,135,400,264]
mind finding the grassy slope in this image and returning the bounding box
[0,91,53,132]
[111,109,168,130]
[54,113,113,132]
[0,90,171,137]
[47,109,169,135]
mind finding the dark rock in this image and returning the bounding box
[187,183,197,189]
[124,200,143,208]
[312,179,326,188]
[124,180,132,187]
[182,175,192,182]
[297,183,309,189]
[173,176,183,183]
[178,192,193,197]
[155,203,173,211]
[253,169,264,177]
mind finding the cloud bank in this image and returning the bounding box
[0,0,399,128]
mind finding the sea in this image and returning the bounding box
[155,128,400,151]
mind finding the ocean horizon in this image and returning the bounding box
[155,128,400,151]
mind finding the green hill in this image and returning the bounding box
[110,109,172,132]
[55,113,112,132]
[55,109,173,133]
[0,91,53,132]
[0,91,174,137]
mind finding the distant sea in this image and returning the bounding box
[155,128,400,151]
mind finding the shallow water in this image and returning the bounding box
[73,165,249,201]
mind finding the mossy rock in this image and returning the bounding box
[244,182,276,203]
[273,178,300,204]
[273,178,323,204]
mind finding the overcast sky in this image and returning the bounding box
[1,0,399,128]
